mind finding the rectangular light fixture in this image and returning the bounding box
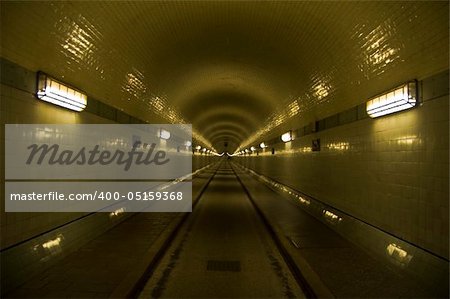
[159,129,171,140]
[366,81,417,118]
[36,72,87,111]
[281,131,292,142]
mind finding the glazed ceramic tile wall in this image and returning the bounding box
[236,71,449,259]
[0,82,215,249]
[0,83,114,249]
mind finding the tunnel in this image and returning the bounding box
[0,1,449,298]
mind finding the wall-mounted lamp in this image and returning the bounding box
[185,141,192,147]
[366,81,417,118]
[36,72,87,111]
[281,131,292,143]
[260,142,267,149]
[250,146,256,151]
[159,129,171,140]
[195,145,202,150]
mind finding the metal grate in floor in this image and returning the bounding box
[206,260,241,272]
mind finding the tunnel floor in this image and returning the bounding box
[4,161,442,298]
[138,163,305,298]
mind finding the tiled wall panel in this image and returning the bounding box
[236,72,449,259]
[0,83,118,250]
[0,82,211,249]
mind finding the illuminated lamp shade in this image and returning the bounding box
[260,142,267,149]
[159,129,171,140]
[185,141,192,147]
[36,72,87,111]
[281,131,292,143]
[250,146,256,151]
[366,81,417,118]
[195,145,202,150]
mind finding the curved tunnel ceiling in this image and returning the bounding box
[1,1,448,152]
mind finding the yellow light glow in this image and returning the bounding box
[110,207,125,217]
[159,129,171,140]
[395,135,420,146]
[386,243,413,266]
[42,236,62,249]
[281,131,292,142]
[300,146,312,153]
[328,142,350,151]
[123,69,147,100]
[36,73,87,111]
[313,82,330,100]
[151,96,165,112]
[366,82,417,118]
[298,196,311,206]
[260,142,267,149]
[323,209,343,223]
[287,100,300,117]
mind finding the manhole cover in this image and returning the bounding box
[206,260,241,272]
